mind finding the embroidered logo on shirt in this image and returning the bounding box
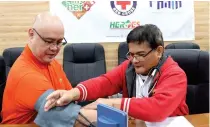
[59,78,63,83]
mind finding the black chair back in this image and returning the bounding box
[165,49,209,114]
[63,43,106,87]
[3,47,24,77]
[165,42,200,49]
[118,42,128,65]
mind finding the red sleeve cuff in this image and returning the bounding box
[76,84,87,101]
[120,98,131,113]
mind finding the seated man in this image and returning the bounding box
[45,24,189,122]
[1,12,96,125]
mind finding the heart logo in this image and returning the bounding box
[62,1,95,19]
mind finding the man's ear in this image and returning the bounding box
[28,28,34,40]
[156,46,164,58]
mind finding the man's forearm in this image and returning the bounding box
[71,88,81,101]
[109,98,122,109]
[74,114,90,127]
[74,108,97,127]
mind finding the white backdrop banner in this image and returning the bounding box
[50,0,195,43]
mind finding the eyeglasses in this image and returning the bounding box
[126,49,154,61]
[32,28,67,48]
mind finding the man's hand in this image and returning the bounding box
[44,88,80,111]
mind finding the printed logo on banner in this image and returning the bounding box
[110,20,140,29]
[110,1,137,16]
[62,1,95,19]
[149,0,182,10]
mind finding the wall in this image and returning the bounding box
[0,1,209,71]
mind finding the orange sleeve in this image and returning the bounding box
[15,73,53,110]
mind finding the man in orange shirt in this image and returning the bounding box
[1,12,96,125]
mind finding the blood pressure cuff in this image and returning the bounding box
[34,89,81,127]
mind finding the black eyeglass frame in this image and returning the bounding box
[126,48,155,61]
[32,28,67,46]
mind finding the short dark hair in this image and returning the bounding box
[126,24,164,49]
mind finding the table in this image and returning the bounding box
[0,113,208,127]
[129,113,209,127]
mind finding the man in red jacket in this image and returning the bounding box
[44,24,189,122]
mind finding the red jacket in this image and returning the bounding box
[76,56,189,122]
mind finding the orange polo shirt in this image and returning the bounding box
[1,45,72,124]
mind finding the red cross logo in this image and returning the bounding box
[116,1,131,10]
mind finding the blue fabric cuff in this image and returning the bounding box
[34,89,81,127]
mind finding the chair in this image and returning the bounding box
[0,56,6,122]
[165,42,200,49]
[63,43,106,87]
[165,49,209,114]
[63,43,106,106]
[1,47,23,122]
[0,56,6,86]
[118,42,128,65]
[3,47,24,77]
